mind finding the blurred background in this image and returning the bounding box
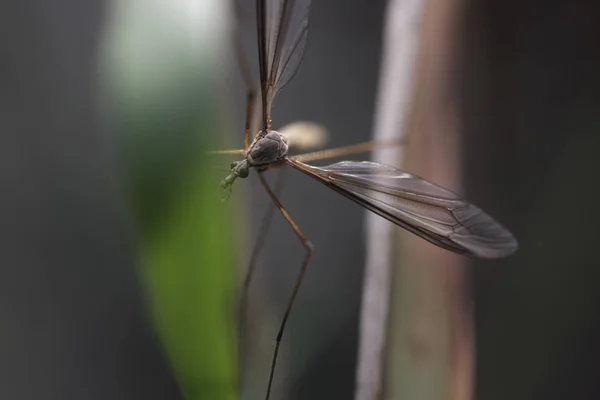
[1,0,599,400]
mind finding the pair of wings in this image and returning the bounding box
[254,0,311,128]
[286,159,518,259]
[237,0,517,258]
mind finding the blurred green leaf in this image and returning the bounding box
[102,1,238,399]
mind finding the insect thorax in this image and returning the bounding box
[219,130,289,200]
[246,131,289,166]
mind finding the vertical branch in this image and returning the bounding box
[354,0,425,399]
[357,0,475,399]
[383,0,473,399]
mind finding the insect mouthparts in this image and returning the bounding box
[219,159,250,202]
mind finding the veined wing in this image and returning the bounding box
[257,0,311,128]
[286,159,518,259]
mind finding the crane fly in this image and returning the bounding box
[217,0,518,398]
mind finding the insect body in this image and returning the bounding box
[220,130,288,200]
[226,0,518,398]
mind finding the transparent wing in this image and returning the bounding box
[287,160,518,259]
[257,0,311,127]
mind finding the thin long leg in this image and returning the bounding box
[242,87,255,150]
[238,168,287,387]
[208,149,246,156]
[292,137,406,163]
[251,84,262,138]
[232,4,255,149]
[245,169,287,289]
[210,138,406,160]
[257,172,313,400]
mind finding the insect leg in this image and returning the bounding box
[242,86,255,150]
[292,138,406,163]
[257,172,313,400]
[238,168,287,390]
[233,3,255,149]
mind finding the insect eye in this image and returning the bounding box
[238,167,249,178]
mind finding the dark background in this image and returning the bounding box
[0,0,182,399]
[2,0,600,399]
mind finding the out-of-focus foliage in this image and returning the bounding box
[102,1,237,399]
